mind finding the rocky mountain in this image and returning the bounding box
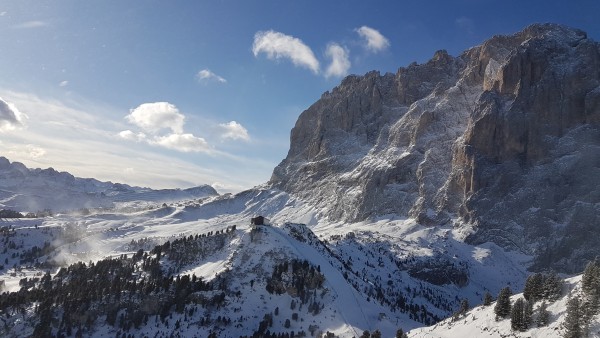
[2,23,600,337]
[0,156,218,212]
[271,23,600,273]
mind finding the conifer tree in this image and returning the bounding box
[536,301,549,327]
[564,297,582,338]
[523,299,533,329]
[396,329,408,338]
[511,298,525,331]
[483,292,494,306]
[542,272,563,301]
[524,273,544,302]
[494,286,512,319]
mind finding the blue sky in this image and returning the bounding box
[0,1,598,192]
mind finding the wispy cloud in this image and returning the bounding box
[197,69,227,84]
[13,20,49,29]
[0,97,27,132]
[0,90,266,192]
[126,102,185,134]
[59,80,69,87]
[455,17,475,35]
[355,26,390,52]
[152,133,210,153]
[252,30,320,74]
[324,43,351,78]
[219,121,250,142]
[118,130,146,142]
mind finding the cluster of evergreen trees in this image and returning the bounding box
[0,229,235,337]
[491,272,563,332]
[564,259,600,337]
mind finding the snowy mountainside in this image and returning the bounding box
[0,156,218,212]
[0,187,532,337]
[408,275,599,338]
[270,23,600,273]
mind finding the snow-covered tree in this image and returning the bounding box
[564,297,582,338]
[536,301,550,327]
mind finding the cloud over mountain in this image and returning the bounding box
[252,30,320,74]
[0,97,26,132]
[324,43,351,78]
[126,102,185,134]
[153,133,210,153]
[219,121,250,141]
[355,26,390,52]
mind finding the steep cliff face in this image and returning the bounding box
[270,24,600,272]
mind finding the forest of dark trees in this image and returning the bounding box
[0,227,238,338]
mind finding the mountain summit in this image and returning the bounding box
[271,23,600,272]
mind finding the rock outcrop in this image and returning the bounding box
[270,24,600,272]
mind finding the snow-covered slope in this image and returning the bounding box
[2,23,600,338]
[409,275,600,338]
[0,156,218,213]
[271,23,600,273]
[0,188,532,337]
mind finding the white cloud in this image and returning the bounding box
[197,69,227,84]
[355,26,390,52]
[219,121,250,142]
[13,20,48,29]
[126,102,184,134]
[252,30,320,74]
[0,97,26,132]
[8,144,46,159]
[118,130,146,142]
[59,80,69,87]
[26,144,46,158]
[0,90,270,193]
[153,133,210,153]
[324,43,351,78]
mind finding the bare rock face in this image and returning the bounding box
[270,24,600,272]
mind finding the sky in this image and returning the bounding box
[0,0,598,193]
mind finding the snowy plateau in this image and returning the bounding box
[2,23,600,338]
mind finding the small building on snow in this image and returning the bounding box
[251,216,271,226]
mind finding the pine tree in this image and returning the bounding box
[536,301,550,327]
[460,298,469,314]
[524,273,544,302]
[523,299,533,329]
[581,259,600,318]
[395,329,408,338]
[542,272,563,301]
[483,292,493,306]
[564,297,582,338]
[582,258,600,297]
[511,298,525,331]
[453,298,470,320]
[494,286,512,319]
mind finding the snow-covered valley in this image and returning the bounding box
[1,186,534,337]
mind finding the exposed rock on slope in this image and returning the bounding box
[270,24,600,272]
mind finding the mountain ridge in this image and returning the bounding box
[270,23,600,272]
[0,156,218,212]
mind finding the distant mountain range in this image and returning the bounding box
[0,156,218,212]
